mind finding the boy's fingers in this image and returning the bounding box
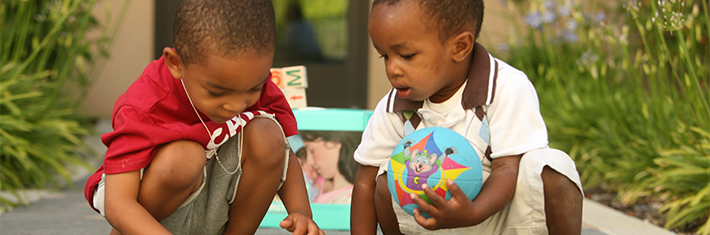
[279,215,295,232]
[291,217,309,235]
[410,191,441,219]
[447,179,468,202]
[421,184,448,209]
[413,208,439,230]
[292,224,307,235]
[307,222,324,235]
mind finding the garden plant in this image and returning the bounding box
[491,0,709,233]
[0,0,127,209]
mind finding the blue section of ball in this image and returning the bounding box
[387,127,483,218]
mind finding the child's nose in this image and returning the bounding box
[222,99,247,114]
[385,59,403,78]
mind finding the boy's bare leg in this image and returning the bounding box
[375,175,403,235]
[375,176,403,234]
[351,165,381,235]
[542,166,583,235]
[223,118,288,234]
[104,139,204,234]
[136,140,206,220]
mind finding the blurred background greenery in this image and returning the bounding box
[491,0,709,233]
[273,0,349,61]
[0,0,127,208]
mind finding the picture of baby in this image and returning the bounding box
[297,130,361,204]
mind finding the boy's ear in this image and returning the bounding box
[450,31,474,63]
[163,47,184,80]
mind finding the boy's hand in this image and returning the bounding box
[279,211,324,235]
[411,179,481,230]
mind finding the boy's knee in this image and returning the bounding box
[242,117,287,169]
[146,140,205,191]
[542,166,582,198]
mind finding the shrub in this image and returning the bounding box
[493,0,709,233]
[0,0,127,207]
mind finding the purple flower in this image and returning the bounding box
[595,12,606,23]
[543,11,557,23]
[567,21,577,30]
[562,30,578,42]
[544,0,556,10]
[525,11,543,29]
[558,5,571,16]
[497,43,510,52]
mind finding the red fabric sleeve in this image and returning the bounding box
[251,80,298,136]
[101,106,183,174]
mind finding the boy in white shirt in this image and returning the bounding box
[351,0,584,234]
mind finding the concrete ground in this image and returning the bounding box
[0,175,676,235]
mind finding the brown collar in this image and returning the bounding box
[386,42,499,113]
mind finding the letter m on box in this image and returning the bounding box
[282,65,308,89]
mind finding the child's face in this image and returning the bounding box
[304,139,342,180]
[177,52,273,123]
[368,1,466,102]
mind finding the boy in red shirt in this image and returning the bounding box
[84,0,322,234]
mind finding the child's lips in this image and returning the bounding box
[396,87,412,98]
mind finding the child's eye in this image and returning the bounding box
[250,84,264,93]
[379,54,389,60]
[402,53,416,59]
[208,90,226,97]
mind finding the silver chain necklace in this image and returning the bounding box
[180,79,240,175]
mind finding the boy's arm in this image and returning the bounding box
[411,154,522,230]
[104,171,172,235]
[350,165,380,235]
[277,150,324,235]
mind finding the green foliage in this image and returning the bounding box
[0,0,127,206]
[493,0,709,233]
[273,0,349,60]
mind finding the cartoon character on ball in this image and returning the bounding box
[387,127,483,218]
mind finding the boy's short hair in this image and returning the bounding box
[172,0,276,65]
[372,0,484,42]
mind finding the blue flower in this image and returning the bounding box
[558,5,571,17]
[497,43,510,52]
[562,30,578,42]
[595,12,606,24]
[525,11,543,29]
[544,0,556,10]
[566,21,577,30]
[543,11,557,23]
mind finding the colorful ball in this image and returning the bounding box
[387,127,483,218]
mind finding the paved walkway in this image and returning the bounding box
[0,183,674,235]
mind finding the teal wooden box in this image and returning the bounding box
[260,108,373,231]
